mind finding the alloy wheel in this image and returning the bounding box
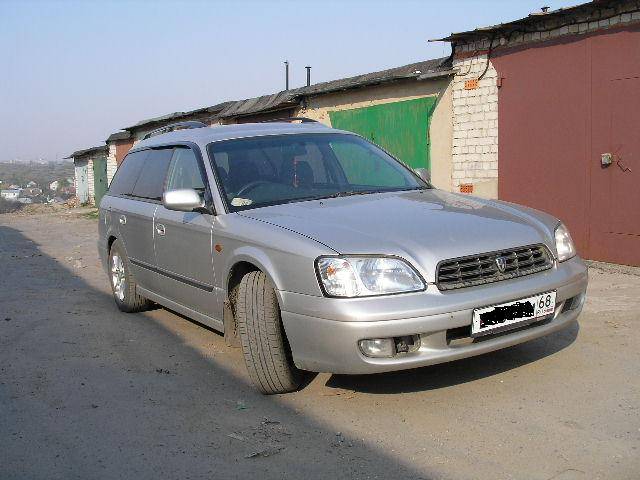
[111,253,126,301]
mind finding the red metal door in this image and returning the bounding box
[494,24,640,266]
[493,36,591,259]
[589,27,640,266]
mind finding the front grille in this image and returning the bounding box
[436,244,553,291]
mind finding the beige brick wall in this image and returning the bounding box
[106,144,118,185]
[450,55,499,198]
[86,157,95,203]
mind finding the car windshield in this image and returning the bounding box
[207,133,429,212]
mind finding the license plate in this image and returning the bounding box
[472,291,556,337]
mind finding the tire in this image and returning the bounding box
[108,239,151,313]
[236,271,303,394]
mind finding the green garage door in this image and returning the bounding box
[328,96,436,170]
[92,156,108,206]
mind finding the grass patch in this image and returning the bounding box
[83,209,99,220]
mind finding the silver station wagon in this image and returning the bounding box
[98,119,588,394]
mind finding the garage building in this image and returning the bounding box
[436,0,640,265]
[68,145,108,205]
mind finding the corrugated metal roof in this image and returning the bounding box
[106,131,131,142]
[217,90,300,119]
[123,101,234,132]
[218,57,452,119]
[65,145,108,159]
[432,0,624,42]
[296,57,452,97]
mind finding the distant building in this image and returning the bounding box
[1,189,20,201]
[26,181,38,188]
[21,187,43,197]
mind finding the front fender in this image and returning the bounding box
[224,246,284,295]
[214,213,336,299]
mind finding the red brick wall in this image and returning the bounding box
[115,139,134,165]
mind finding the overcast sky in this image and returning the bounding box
[0,0,578,161]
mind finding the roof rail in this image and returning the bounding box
[258,117,319,124]
[143,121,208,140]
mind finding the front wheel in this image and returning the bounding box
[109,239,151,313]
[236,271,303,394]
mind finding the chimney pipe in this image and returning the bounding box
[284,61,289,90]
[305,66,311,87]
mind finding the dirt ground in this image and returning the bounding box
[1,210,639,480]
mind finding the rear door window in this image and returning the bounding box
[108,150,148,196]
[130,148,174,200]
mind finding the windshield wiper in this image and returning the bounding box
[317,190,380,200]
[318,187,432,200]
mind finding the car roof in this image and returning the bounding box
[132,121,347,150]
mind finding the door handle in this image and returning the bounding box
[156,224,166,236]
[119,215,126,225]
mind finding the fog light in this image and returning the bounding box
[394,335,421,353]
[565,293,586,311]
[359,338,395,358]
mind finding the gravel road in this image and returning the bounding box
[1,210,638,479]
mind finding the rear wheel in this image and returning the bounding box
[236,271,303,394]
[109,239,151,313]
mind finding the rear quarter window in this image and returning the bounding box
[108,150,148,196]
[130,148,174,200]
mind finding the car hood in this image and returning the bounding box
[238,189,557,282]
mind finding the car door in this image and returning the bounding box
[108,149,160,291]
[154,146,218,320]
[124,147,175,292]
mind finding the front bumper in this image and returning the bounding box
[280,256,588,374]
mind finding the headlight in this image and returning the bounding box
[554,223,576,262]
[316,256,425,297]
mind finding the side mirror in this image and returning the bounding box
[414,167,431,184]
[163,188,205,212]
